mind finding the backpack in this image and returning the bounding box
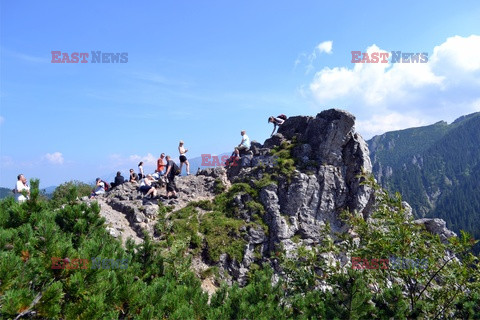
[102,180,110,191]
[171,162,181,176]
[278,114,287,121]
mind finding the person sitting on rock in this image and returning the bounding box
[139,174,157,199]
[164,155,178,199]
[112,171,125,188]
[234,130,251,158]
[129,169,138,184]
[152,170,161,180]
[268,115,286,137]
[90,178,105,198]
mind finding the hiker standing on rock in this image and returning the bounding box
[178,140,190,176]
[157,153,166,176]
[14,174,30,203]
[268,114,287,137]
[138,161,144,180]
[164,155,179,199]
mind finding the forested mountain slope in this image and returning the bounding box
[368,112,480,248]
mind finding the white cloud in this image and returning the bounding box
[128,153,157,166]
[430,35,480,73]
[44,152,64,165]
[316,41,333,54]
[356,113,427,138]
[108,153,157,168]
[307,35,480,138]
[295,41,334,74]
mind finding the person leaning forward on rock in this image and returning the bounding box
[268,115,286,137]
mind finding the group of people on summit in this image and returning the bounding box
[15,115,286,203]
[89,140,193,200]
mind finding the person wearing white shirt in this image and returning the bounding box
[14,174,30,203]
[234,130,251,157]
[90,178,105,198]
[138,162,145,180]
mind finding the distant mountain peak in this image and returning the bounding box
[452,111,480,125]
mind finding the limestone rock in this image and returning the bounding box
[414,218,457,243]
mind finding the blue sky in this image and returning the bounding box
[1,1,480,187]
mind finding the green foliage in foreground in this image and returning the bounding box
[155,183,267,263]
[50,180,93,207]
[0,177,479,319]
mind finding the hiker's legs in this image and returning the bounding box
[146,187,155,197]
[185,160,190,175]
[166,177,176,197]
[237,145,249,157]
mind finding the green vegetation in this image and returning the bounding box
[213,178,226,194]
[155,182,268,263]
[50,180,93,207]
[271,139,297,179]
[1,176,478,318]
[278,174,480,319]
[368,112,480,252]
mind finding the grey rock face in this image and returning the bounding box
[219,109,377,280]
[414,218,457,243]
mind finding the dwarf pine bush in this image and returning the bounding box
[1,177,479,319]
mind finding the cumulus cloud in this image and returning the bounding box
[307,35,480,138]
[44,152,64,165]
[316,41,333,54]
[295,40,334,73]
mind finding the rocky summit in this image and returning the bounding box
[90,108,456,287]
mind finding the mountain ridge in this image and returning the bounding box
[367,111,480,250]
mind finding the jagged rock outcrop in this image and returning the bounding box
[87,108,457,287]
[221,109,376,282]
